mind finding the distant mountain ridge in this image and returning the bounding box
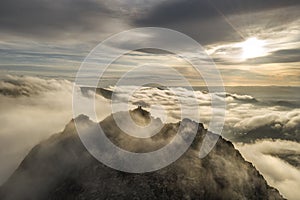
[0,107,285,200]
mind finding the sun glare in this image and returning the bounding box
[241,37,266,59]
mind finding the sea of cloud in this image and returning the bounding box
[110,85,300,141]
[0,75,299,199]
[0,75,110,184]
[235,140,300,200]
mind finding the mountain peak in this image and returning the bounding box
[0,109,285,200]
[129,106,152,126]
[132,105,150,116]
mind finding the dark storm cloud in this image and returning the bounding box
[0,0,113,37]
[134,0,300,44]
[135,0,300,26]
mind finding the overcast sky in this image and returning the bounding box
[0,0,299,86]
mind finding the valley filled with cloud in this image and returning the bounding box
[0,75,299,199]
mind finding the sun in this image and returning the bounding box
[240,37,266,59]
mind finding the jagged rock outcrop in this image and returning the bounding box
[0,108,284,200]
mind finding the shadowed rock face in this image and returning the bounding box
[0,108,284,200]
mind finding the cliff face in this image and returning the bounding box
[0,109,284,200]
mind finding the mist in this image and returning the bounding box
[236,140,300,200]
[0,75,110,184]
[0,75,299,199]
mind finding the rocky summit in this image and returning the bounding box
[0,108,284,200]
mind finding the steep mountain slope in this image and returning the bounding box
[0,108,284,200]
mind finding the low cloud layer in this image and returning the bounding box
[108,85,300,142]
[0,75,299,199]
[235,140,300,200]
[0,75,110,184]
